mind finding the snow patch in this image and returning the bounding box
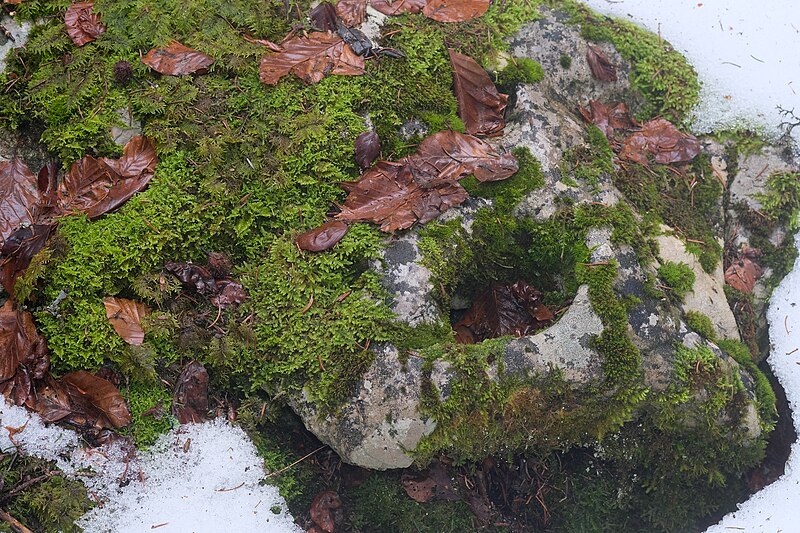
[0,398,302,533]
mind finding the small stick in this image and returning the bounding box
[0,509,34,533]
[265,445,327,478]
[151,523,169,529]
[786,348,798,355]
[216,481,246,492]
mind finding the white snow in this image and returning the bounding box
[580,0,800,144]
[0,399,302,533]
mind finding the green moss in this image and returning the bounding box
[461,146,545,211]
[559,53,572,69]
[124,380,175,447]
[495,57,544,87]
[755,171,800,230]
[718,339,777,432]
[657,261,695,301]
[348,476,479,533]
[685,311,718,341]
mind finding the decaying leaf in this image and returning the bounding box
[309,491,341,533]
[725,257,762,294]
[259,31,365,85]
[210,279,249,308]
[401,461,460,503]
[422,0,490,22]
[354,130,380,169]
[296,220,350,252]
[1,224,54,296]
[336,0,367,26]
[58,135,157,218]
[165,261,218,294]
[65,2,106,47]
[172,361,209,424]
[449,49,508,136]
[60,371,132,429]
[242,34,283,52]
[0,158,40,245]
[619,118,702,165]
[142,41,214,76]
[310,2,339,32]
[454,281,554,343]
[402,475,436,502]
[586,43,617,82]
[0,300,49,383]
[579,100,636,140]
[369,0,425,15]
[103,297,149,346]
[336,131,517,232]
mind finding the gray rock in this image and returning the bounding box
[110,108,143,147]
[730,146,797,211]
[0,16,31,75]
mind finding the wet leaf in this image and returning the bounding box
[401,461,460,503]
[1,224,54,296]
[310,2,339,32]
[142,41,214,76]
[0,300,49,383]
[32,376,73,423]
[259,31,365,85]
[354,130,380,169]
[309,491,341,533]
[619,118,701,165]
[336,0,367,26]
[165,261,218,294]
[422,0,489,22]
[369,0,425,15]
[296,220,350,252]
[172,361,209,424]
[725,257,762,294]
[454,281,554,343]
[586,43,617,82]
[103,297,149,346]
[58,135,157,218]
[402,476,436,502]
[0,158,40,245]
[579,100,636,139]
[408,130,518,183]
[64,2,105,47]
[210,279,249,308]
[449,49,508,136]
[61,371,132,429]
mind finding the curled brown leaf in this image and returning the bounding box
[296,220,350,252]
[65,2,106,47]
[1,224,54,296]
[448,49,508,136]
[60,371,132,429]
[354,130,380,170]
[725,257,763,294]
[619,118,701,165]
[172,361,209,424]
[142,41,214,76]
[369,0,425,15]
[0,158,40,245]
[103,297,149,346]
[309,491,341,533]
[310,2,339,32]
[0,300,49,383]
[586,43,617,82]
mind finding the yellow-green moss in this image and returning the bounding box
[657,261,695,302]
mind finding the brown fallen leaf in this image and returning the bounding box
[369,0,425,15]
[210,279,249,308]
[449,49,508,136]
[309,491,341,533]
[724,257,763,294]
[296,220,350,252]
[172,361,209,424]
[142,41,214,76]
[454,281,554,343]
[58,135,157,219]
[579,100,636,140]
[103,297,149,346]
[336,0,367,26]
[65,2,106,47]
[0,158,41,245]
[60,371,132,429]
[0,300,49,383]
[242,34,283,52]
[165,261,218,295]
[310,2,339,32]
[1,224,55,296]
[259,31,365,85]
[619,118,701,166]
[422,0,489,22]
[402,475,436,502]
[354,130,380,170]
[586,43,617,82]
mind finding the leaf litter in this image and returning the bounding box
[141,41,214,76]
[449,49,509,136]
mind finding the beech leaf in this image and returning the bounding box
[408,130,518,183]
[725,257,763,294]
[586,43,617,82]
[310,2,339,32]
[1,224,54,297]
[369,0,425,15]
[422,0,490,22]
[259,31,365,85]
[296,220,350,252]
[0,158,40,245]
[579,100,636,139]
[0,300,49,383]
[142,41,214,76]
[172,361,209,424]
[64,2,105,47]
[449,49,508,136]
[309,491,341,533]
[61,371,132,429]
[103,297,149,346]
[58,135,157,218]
[619,118,701,165]
[336,0,367,26]
[354,130,381,169]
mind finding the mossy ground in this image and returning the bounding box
[0,0,777,531]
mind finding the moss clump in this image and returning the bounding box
[559,53,572,69]
[1,455,93,533]
[657,261,695,301]
[495,57,544,87]
[461,146,545,210]
[685,310,718,341]
[755,171,800,230]
[718,339,777,432]
[124,380,175,447]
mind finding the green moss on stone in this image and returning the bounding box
[657,261,695,301]
[685,310,718,341]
